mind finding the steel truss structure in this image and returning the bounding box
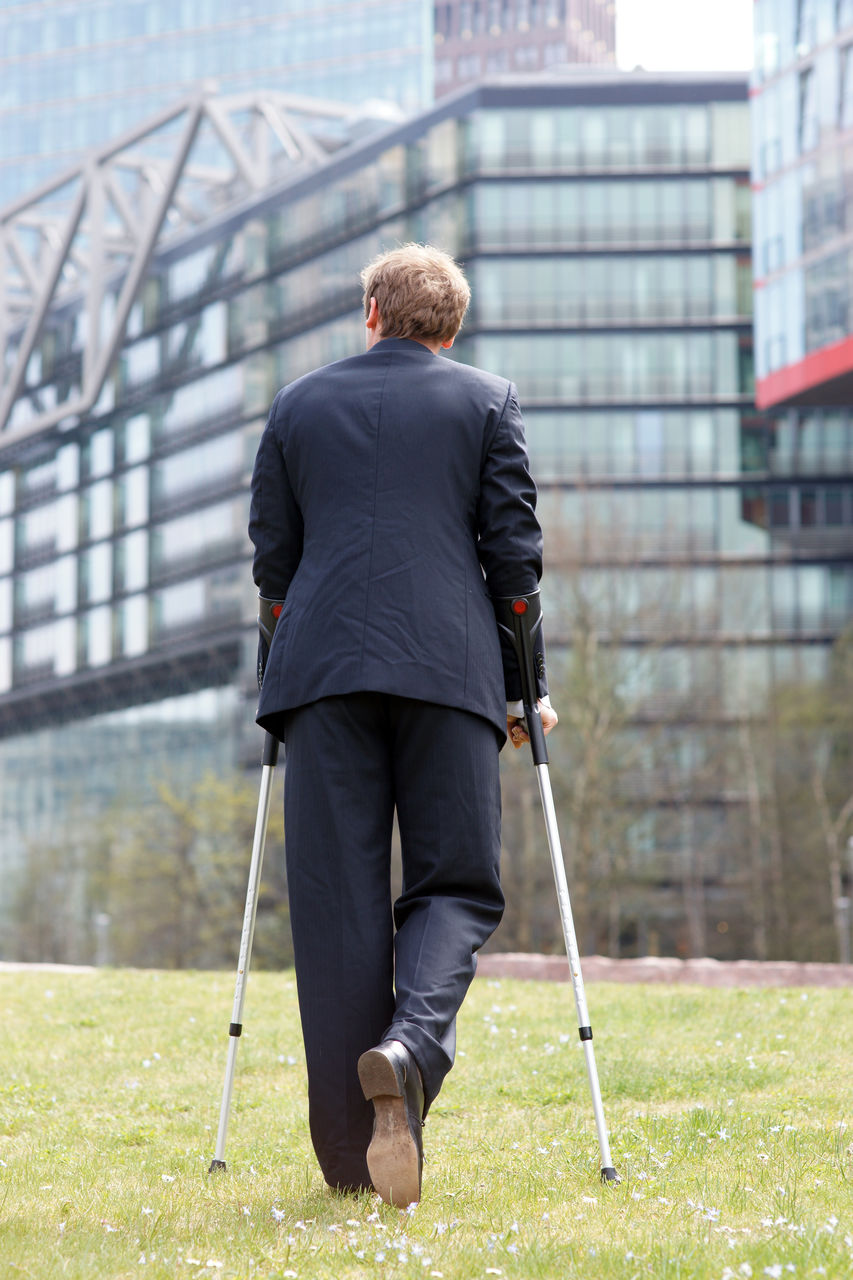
[0,91,358,447]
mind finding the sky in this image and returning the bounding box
[616,0,754,73]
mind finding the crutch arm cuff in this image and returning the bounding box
[257,595,286,691]
[258,595,286,648]
[492,590,548,710]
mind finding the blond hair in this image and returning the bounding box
[360,243,470,344]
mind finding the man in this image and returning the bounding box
[249,244,556,1207]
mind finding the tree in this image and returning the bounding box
[771,627,853,963]
[100,771,291,969]
[8,769,292,969]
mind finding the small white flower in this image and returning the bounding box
[161,1174,174,1183]
[763,1266,782,1278]
[271,1207,285,1223]
[141,1207,153,1216]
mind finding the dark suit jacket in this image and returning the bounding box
[249,336,546,742]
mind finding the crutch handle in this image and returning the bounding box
[493,590,548,765]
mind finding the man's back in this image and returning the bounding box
[250,336,542,740]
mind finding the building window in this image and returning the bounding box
[800,489,818,526]
[840,44,853,127]
[762,234,785,276]
[486,49,510,72]
[798,67,818,151]
[514,44,539,68]
[543,40,568,65]
[838,0,853,32]
[457,53,482,78]
[796,0,818,54]
[770,490,792,526]
[825,489,845,524]
[435,3,453,38]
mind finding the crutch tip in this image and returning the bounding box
[600,1166,621,1184]
[208,1159,227,1174]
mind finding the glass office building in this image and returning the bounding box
[752,0,853,406]
[434,0,615,96]
[6,71,848,960]
[0,1,616,210]
[0,0,433,205]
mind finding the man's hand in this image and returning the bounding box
[507,701,558,749]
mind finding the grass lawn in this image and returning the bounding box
[1,968,851,1279]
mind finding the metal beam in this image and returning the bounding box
[1,91,355,446]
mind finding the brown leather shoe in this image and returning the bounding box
[357,1039,424,1208]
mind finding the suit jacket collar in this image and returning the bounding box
[368,336,438,358]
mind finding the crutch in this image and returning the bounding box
[209,598,283,1173]
[495,590,620,1184]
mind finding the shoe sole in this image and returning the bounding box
[358,1049,420,1209]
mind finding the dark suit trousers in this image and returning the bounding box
[282,692,505,1192]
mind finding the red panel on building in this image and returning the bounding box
[756,334,853,409]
